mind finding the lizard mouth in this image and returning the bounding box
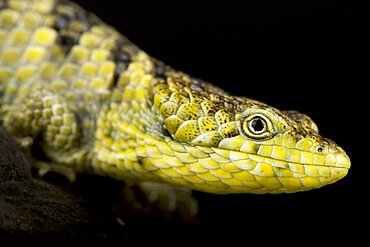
[224,148,350,190]
[246,148,351,169]
[245,151,351,168]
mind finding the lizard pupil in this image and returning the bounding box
[249,118,266,133]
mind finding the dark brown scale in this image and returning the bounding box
[153,59,173,79]
[56,30,80,53]
[53,0,100,53]
[111,40,134,86]
[54,0,97,29]
[54,14,69,31]
[209,93,241,110]
[0,0,7,10]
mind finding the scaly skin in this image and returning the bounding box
[0,0,350,194]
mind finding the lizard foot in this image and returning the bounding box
[35,161,76,183]
[136,181,198,217]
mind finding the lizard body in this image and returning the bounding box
[0,0,350,194]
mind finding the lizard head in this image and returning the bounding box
[228,104,351,193]
[152,75,350,194]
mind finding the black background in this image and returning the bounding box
[71,0,366,241]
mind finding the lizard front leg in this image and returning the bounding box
[2,88,83,181]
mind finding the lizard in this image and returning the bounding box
[0,0,350,198]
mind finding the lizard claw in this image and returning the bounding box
[36,161,76,183]
[138,181,198,217]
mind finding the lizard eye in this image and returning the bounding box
[248,117,266,134]
[240,114,274,140]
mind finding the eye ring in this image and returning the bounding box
[239,113,274,140]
